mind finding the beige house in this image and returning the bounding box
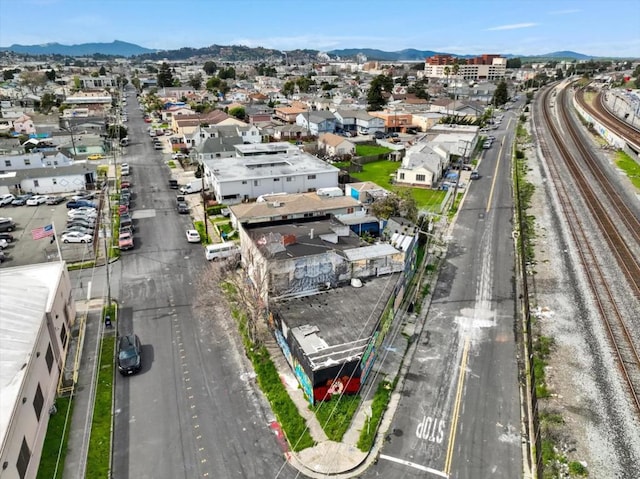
[318,133,356,157]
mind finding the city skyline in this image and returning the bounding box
[0,0,639,58]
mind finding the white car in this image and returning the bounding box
[0,194,15,206]
[26,195,47,206]
[61,231,93,244]
[68,207,97,218]
[186,229,201,243]
[0,238,8,249]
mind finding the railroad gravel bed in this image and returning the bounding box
[525,117,640,478]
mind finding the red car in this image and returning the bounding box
[120,181,131,189]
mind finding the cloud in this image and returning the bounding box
[549,9,581,15]
[486,23,537,31]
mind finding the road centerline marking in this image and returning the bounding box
[444,337,471,474]
[486,117,512,213]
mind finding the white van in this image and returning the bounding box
[205,242,240,261]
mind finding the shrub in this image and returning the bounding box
[312,395,360,442]
[193,220,212,244]
[167,160,176,168]
[206,204,224,216]
[357,380,393,451]
[568,461,588,476]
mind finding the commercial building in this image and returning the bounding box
[0,262,75,479]
[424,54,507,81]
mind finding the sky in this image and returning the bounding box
[1,0,639,57]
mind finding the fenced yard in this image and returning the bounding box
[349,159,447,211]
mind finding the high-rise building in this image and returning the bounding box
[424,54,506,81]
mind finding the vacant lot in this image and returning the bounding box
[355,145,392,157]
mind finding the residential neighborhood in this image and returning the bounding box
[1,40,635,479]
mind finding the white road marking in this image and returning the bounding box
[379,454,449,478]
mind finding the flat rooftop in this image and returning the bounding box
[272,273,401,370]
[206,151,339,183]
[230,192,361,223]
[246,216,362,259]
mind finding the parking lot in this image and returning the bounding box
[0,196,101,267]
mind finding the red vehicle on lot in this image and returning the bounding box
[120,181,131,189]
[118,231,134,250]
[117,205,129,215]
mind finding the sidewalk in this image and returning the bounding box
[61,300,105,479]
[268,293,430,477]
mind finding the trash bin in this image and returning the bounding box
[105,315,112,328]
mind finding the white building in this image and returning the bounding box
[205,149,340,204]
[424,57,507,81]
[0,262,76,479]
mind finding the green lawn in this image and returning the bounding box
[355,145,392,157]
[350,160,447,210]
[615,150,640,190]
[312,395,361,442]
[37,396,74,479]
[350,160,400,184]
[85,335,115,479]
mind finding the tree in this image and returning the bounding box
[3,69,17,80]
[19,70,47,94]
[492,80,509,107]
[99,65,107,76]
[370,190,418,222]
[157,62,173,88]
[296,76,313,93]
[188,72,203,90]
[366,74,393,111]
[281,80,295,98]
[45,69,56,81]
[107,124,128,140]
[228,106,246,120]
[203,61,218,75]
[131,76,141,91]
[39,92,56,113]
[218,66,236,80]
[443,65,451,86]
[555,68,564,80]
[506,58,522,69]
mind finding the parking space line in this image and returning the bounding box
[379,454,449,478]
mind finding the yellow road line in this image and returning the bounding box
[444,337,471,474]
[485,118,512,213]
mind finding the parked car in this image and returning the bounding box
[0,194,15,206]
[373,131,386,139]
[119,215,134,231]
[61,231,93,244]
[0,218,16,232]
[71,192,95,201]
[186,229,201,243]
[0,238,8,249]
[12,194,33,206]
[66,218,96,228]
[118,231,134,250]
[177,202,189,214]
[0,232,14,242]
[66,200,97,209]
[26,195,47,206]
[470,170,480,180]
[119,225,133,237]
[46,195,65,205]
[68,208,97,219]
[169,179,179,189]
[62,226,94,236]
[172,153,185,160]
[117,334,142,375]
[120,181,131,189]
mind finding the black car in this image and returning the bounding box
[67,200,97,209]
[169,179,179,189]
[117,334,142,375]
[374,131,386,139]
[0,218,16,232]
[0,232,14,242]
[177,202,189,214]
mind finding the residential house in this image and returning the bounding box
[296,110,336,136]
[160,105,195,122]
[369,110,414,133]
[318,133,355,157]
[12,114,36,135]
[394,142,449,188]
[171,110,231,138]
[274,106,307,123]
[411,112,445,132]
[345,181,390,204]
[204,148,339,204]
[333,109,385,135]
[229,191,364,227]
[273,124,306,141]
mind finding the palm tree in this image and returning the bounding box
[444,65,451,87]
[452,61,460,102]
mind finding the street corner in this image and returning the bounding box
[292,441,368,476]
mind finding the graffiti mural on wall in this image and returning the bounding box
[274,329,293,368]
[294,362,314,403]
[313,375,361,403]
[289,255,337,294]
[360,332,379,384]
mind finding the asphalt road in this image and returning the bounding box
[365,107,523,478]
[109,89,297,479]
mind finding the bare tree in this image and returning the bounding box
[19,70,48,95]
[195,247,271,346]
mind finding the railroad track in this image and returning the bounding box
[535,84,640,415]
[575,87,640,149]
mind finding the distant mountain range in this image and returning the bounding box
[0,40,155,57]
[0,41,597,61]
